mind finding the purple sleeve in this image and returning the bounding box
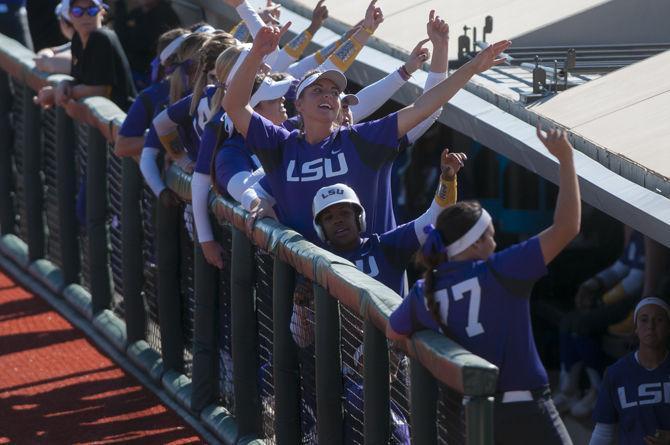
[215,138,256,192]
[119,93,149,137]
[195,120,220,174]
[593,367,618,424]
[488,236,548,282]
[244,112,291,156]
[144,125,163,151]
[351,112,400,149]
[166,94,194,127]
[379,222,419,267]
[389,286,419,335]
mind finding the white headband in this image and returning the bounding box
[634,297,670,323]
[225,44,252,86]
[160,33,190,65]
[446,209,492,257]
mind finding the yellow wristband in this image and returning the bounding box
[361,25,374,35]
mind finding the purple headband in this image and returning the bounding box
[421,224,446,259]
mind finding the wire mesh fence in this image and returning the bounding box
[9,80,27,241]
[216,222,235,412]
[141,184,161,353]
[255,249,276,443]
[341,304,365,445]
[437,384,467,444]
[107,145,125,318]
[41,107,62,268]
[74,122,90,290]
[180,203,196,377]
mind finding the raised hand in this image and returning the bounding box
[536,123,573,163]
[404,38,430,74]
[362,0,383,33]
[469,39,511,73]
[250,23,292,58]
[259,0,281,24]
[202,240,225,269]
[440,148,467,180]
[427,10,449,48]
[310,0,328,29]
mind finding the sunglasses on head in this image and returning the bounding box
[70,5,103,18]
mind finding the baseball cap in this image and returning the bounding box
[250,76,294,107]
[296,70,347,99]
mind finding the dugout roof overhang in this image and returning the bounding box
[197,0,670,247]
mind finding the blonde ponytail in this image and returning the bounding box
[190,33,237,116]
[169,33,212,104]
[209,45,246,116]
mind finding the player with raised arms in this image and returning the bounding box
[589,296,670,445]
[222,11,510,243]
[387,125,581,445]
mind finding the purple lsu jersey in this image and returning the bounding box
[165,86,217,161]
[244,112,402,243]
[195,108,225,175]
[390,236,549,392]
[594,353,670,445]
[340,222,419,296]
[214,132,261,196]
[119,80,169,137]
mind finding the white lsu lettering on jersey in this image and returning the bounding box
[286,153,349,182]
[193,95,212,138]
[617,382,670,409]
[355,256,379,278]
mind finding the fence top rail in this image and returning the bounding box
[0,31,499,396]
[167,167,499,396]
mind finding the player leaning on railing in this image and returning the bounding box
[387,125,581,445]
[222,11,510,243]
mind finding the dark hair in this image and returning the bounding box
[209,74,267,195]
[419,201,483,330]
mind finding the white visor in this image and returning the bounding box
[634,297,670,324]
[225,44,252,87]
[55,1,71,20]
[296,70,347,99]
[250,76,294,108]
[446,209,492,257]
[160,33,190,65]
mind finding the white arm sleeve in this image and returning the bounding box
[240,187,258,211]
[287,53,320,78]
[226,168,266,203]
[140,147,166,197]
[413,200,443,244]
[270,48,298,73]
[191,172,214,243]
[588,423,617,445]
[350,70,406,124]
[235,1,265,38]
[152,108,177,137]
[406,71,448,144]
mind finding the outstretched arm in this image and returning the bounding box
[222,23,291,137]
[397,39,511,137]
[537,125,581,264]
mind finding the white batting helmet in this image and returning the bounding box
[312,184,366,242]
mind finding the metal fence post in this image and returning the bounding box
[0,71,16,235]
[55,108,80,284]
[121,157,145,342]
[465,396,494,445]
[314,283,344,445]
[363,319,390,443]
[272,258,300,443]
[22,85,45,260]
[230,227,262,437]
[86,126,113,314]
[191,240,219,412]
[410,358,438,444]
[156,197,185,372]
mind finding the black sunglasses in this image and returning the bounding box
[70,5,103,18]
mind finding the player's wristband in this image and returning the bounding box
[330,38,363,72]
[398,65,411,81]
[435,177,457,207]
[283,30,313,59]
[361,25,374,35]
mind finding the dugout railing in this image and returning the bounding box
[0,33,498,445]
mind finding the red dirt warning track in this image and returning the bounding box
[0,271,204,444]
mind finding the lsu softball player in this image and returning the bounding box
[387,125,581,445]
[589,297,670,445]
[114,27,187,158]
[311,149,464,296]
[223,18,510,243]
